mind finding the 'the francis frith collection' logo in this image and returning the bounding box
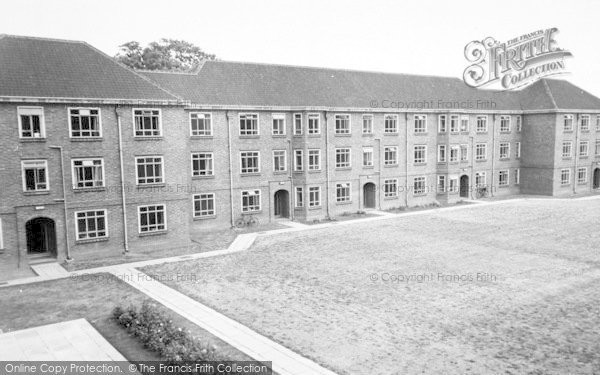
[463,28,572,90]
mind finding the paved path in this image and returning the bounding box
[31,262,70,278]
[0,319,127,360]
[110,266,338,375]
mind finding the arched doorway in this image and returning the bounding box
[363,182,376,209]
[25,217,57,256]
[274,190,289,218]
[594,168,600,190]
[459,175,469,198]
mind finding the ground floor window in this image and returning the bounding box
[193,193,215,217]
[449,177,458,193]
[138,204,166,233]
[578,167,588,184]
[295,187,304,207]
[75,210,107,240]
[241,190,261,212]
[413,176,426,195]
[309,186,321,207]
[515,169,520,185]
[560,169,570,185]
[384,179,398,197]
[437,175,446,193]
[498,170,509,186]
[475,172,486,187]
[336,183,351,202]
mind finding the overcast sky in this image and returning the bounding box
[2,0,600,96]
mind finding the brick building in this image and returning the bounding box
[1,34,599,271]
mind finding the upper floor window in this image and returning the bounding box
[18,107,45,139]
[191,152,214,177]
[190,113,212,136]
[76,210,108,240]
[449,145,459,162]
[294,150,304,172]
[363,147,373,167]
[295,187,304,208]
[438,115,447,133]
[308,186,321,207]
[438,145,447,163]
[70,108,101,138]
[413,145,427,164]
[580,115,590,131]
[596,140,600,156]
[273,150,287,172]
[460,116,469,132]
[308,149,321,171]
[563,115,574,132]
[414,115,427,133]
[476,116,488,132]
[516,115,522,132]
[335,114,351,134]
[499,142,510,160]
[580,141,589,157]
[72,158,104,189]
[335,148,351,168]
[293,113,302,135]
[138,204,166,233]
[362,115,373,134]
[516,142,521,158]
[560,169,570,185]
[562,141,572,158]
[384,146,398,165]
[240,151,260,174]
[239,113,259,136]
[308,113,320,135]
[134,109,161,137]
[384,115,398,133]
[475,143,487,160]
[596,115,600,131]
[460,144,468,161]
[136,156,164,185]
[272,114,286,136]
[241,190,261,212]
[22,160,48,192]
[500,116,511,132]
[193,193,216,217]
[450,115,459,133]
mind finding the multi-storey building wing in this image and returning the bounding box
[1,34,599,272]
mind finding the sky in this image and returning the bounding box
[2,0,600,96]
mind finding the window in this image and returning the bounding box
[294,150,304,172]
[272,114,286,135]
[384,115,398,133]
[295,187,304,208]
[308,149,321,171]
[596,140,600,156]
[580,141,589,157]
[460,144,468,161]
[449,177,458,193]
[414,115,427,133]
[308,186,321,207]
[241,190,261,212]
[437,175,446,193]
[191,153,214,176]
[72,159,104,189]
[193,193,215,217]
[578,167,588,183]
[0,218,3,250]
[384,179,398,197]
[138,204,166,233]
[515,169,520,185]
[336,183,351,202]
[476,115,488,132]
[362,115,373,134]
[475,143,487,160]
[136,156,164,184]
[18,107,45,139]
[240,113,259,136]
[293,113,302,135]
[475,171,486,187]
[516,115,522,132]
[460,116,469,132]
[75,210,107,240]
[581,115,590,131]
[70,108,101,138]
[516,142,521,158]
[596,115,600,131]
[450,115,459,133]
[190,112,212,136]
[500,116,511,132]
[562,141,572,158]
[273,150,287,172]
[499,142,510,160]
[413,145,427,164]
[413,176,426,195]
[498,170,509,186]
[240,151,260,174]
[437,145,447,163]
[308,113,320,135]
[363,147,373,167]
[22,160,48,192]
[384,146,398,165]
[134,109,161,137]
[335,114,351,134]
[335,148,351,168]
[438,115,447,133]
[449,145,459,162]
[561,169,570,185]
[564,115,574,132]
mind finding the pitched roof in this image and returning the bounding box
[0,34,182,103]
[142,60,600,111]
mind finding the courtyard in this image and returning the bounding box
[143,198,600,374]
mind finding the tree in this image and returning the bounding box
[115,39,216,72]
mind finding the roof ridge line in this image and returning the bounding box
[0,34,85,44]
[136,69,198,76]
[541,79,559,110]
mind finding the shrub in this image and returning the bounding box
[112,301,217,363]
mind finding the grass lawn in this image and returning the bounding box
[0,273,252,362]
[144,198,600,374]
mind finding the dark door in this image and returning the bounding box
[460,175,469,198]
[274,190,289,218]
[594,168,600,189]
[363,183,376,208]
[26,217,57,256]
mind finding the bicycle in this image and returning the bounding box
[234,214,259,228]
[475,186,489,199]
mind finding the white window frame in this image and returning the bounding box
[596,140,600,156]
[241,189,261,212]
[460,144,468,161]
[363,147,373,167]
[190,112,213,136]
[414,115,427,133]
[21,160,49,192]
[137,204,167,233]
[384,114,398,133]
[384,146,398,166]
[193,193,216,217]
[133,108,162,137]
[308,149,321,171]
[500,115,511,133]
[71,158,105,189]
[476,115,488,133]
[307,113,320,135]
[475,171,487,187]
[294,149,304,172]
[362,115,373,134]
[335,114,351,135]
[0,218,3,250]
[384,179,398,198]
[596,115,600,131]
[499,142,510,160]
[449,115,459,133]
[437,145,446,163]
[308,186,321,207]
[336,182,351,203]
[515,168,520,185]
[563,115,574,132]
[437,175,446,193]
[560,169,570,185]
[498,170,509,186]
[75,209,108,240]
[272,150,287,172]
[413,176,426,195]
[562,141,572,158]
[460,115,469,132]
[272,113,286,136]
[293,113,303,135]
[475,143,487,161]
[579,141,589,157]
[18,106,45,139]
[295,186,304,208]
[135,156,165,185]
[413,145,427,164]
[69,107,102,138]
[335,148,351,168]
[240,151,261,174]
[516,115,522,132]
[578,167,588,183]
[191,152,214,177]
[449,145,459,162]
[239,113,260,136]
[516,142,521,159]
[438,115,447,133]
[581,115,590,131]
